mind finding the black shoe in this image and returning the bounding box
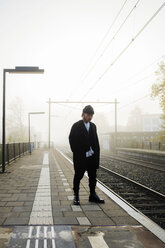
[89,192,105,203]
[73,195,80,205]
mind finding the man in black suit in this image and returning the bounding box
[69,105,105,205]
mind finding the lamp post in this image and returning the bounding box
[28,112,45,154]
[1,66,44,173]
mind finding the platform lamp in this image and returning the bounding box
[1,66,44,173]
[28,112,45,154]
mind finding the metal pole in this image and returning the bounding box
[115,98,117,134]
[7,144,9,164]
[19,143,21,157]
[114,98,117,153]
[46,99,119,151]
[28,113,31,154]
[13,143,15,161]
[2,70,6,173]
[48,98,51,149]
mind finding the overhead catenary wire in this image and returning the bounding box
[64,53,164,123]
[91,72,156,113]
[68,0,128,99]
[108,95,149,115]
[107,54,165,96]
[81,0,141,84]
[65,4,164,123]
[66,0,131,120]
[111,73,154,95]
[79,0,128,80]
[65,54,164,118]
[118,94,149,110]
[80,2,165,101]
[116,54,165,85]
[56,103,82,110]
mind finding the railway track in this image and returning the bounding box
[61,148,165,230]
[97,165,165,229]
[101,153,165,172]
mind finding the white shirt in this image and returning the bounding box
[84,121,94,157]
[84,121,90,132]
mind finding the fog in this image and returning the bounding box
[0,0,165,146]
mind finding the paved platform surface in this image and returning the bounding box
[117,147,165,155]
[0,148,164,247]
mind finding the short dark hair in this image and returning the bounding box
[82,105,94,115]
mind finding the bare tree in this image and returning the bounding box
[6,97,28,143]
[151,61,165,129]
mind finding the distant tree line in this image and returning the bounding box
[151,60,165,130]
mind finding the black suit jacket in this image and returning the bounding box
[69,120,100,169]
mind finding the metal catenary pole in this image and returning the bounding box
[2,70,6,173]
[46,99,119,152]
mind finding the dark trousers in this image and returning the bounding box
[73,156,97,195]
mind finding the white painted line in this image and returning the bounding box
[44,226,47,238]
[51,226,55,238]
[88,236,109,248]
[44,239,47,248]
[43,152,49,165]
[97,182,165,243]
[52,239,56,248]
[51,226,56,248]
[58,149,165,244]
[26,239,31,248]
[28,226,33,238]
[57,149,73,164]
[29,152,53,225]
[35,239,39,248]
[36,226,40,238]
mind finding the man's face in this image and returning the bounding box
[82,113,93,123]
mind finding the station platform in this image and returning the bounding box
[117,147,165,164]
[117,147,165,155]
[0,148,164,248]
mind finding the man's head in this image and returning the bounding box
[82,105,94,123]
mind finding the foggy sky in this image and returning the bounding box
[0,0,165,144]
